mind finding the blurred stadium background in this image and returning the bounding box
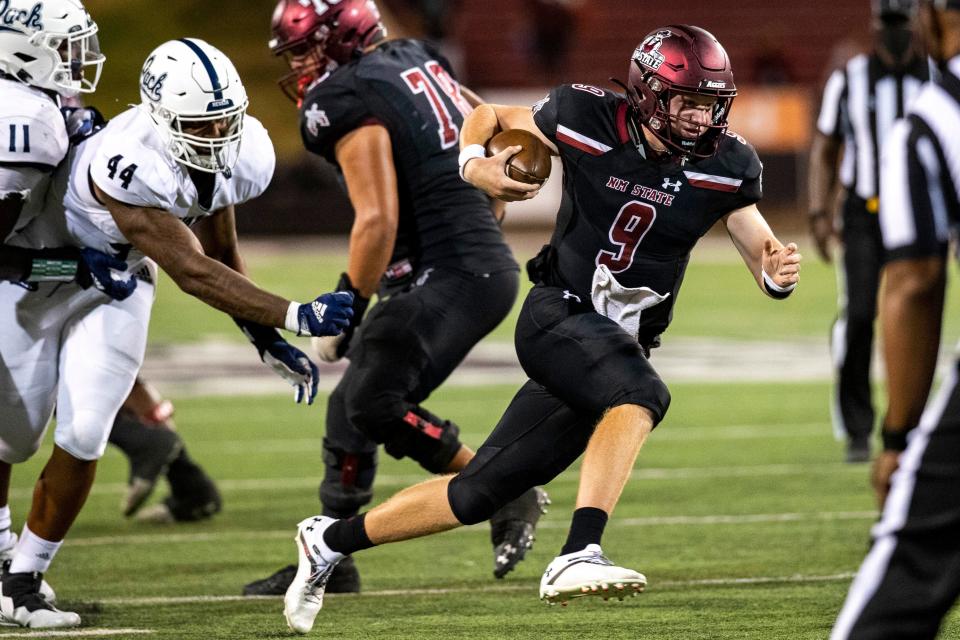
[12,1,960,638]
[89,0,874,233]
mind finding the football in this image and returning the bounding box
[485,129,552,185]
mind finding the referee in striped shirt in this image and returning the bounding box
[809,0,928,462]
[832,1,960,637]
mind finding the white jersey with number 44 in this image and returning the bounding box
[58,106,275,264]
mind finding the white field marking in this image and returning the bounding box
[97,573,857,607]
[48,461,864,503]
[0,629,154,638]
[177,422,832,456]
[66,511,875,548]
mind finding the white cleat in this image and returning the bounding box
[283,516,344,634]
[539,544,646,606]
[0,535,55,604]
[0,571,79,628]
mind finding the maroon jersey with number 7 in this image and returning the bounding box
[298,38,516,275]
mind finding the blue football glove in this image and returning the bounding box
[295,291,354,337]
[234,319,319,405]
[76,248,138,301]
[312,273,370,363]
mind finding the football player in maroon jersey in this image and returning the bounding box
[280,24,802,634]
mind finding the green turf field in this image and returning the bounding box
[6,240,960,638]
[147,238,960,346]
[5,383,959,639]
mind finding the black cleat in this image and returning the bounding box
[845,436,871,463]
[113,414,182,518]
[0,570,78,628]
[135,465,222,523]
[490,487,550,579]
[242,556,359,596]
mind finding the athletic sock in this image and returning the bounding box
[322,513,375,556]
[8,525,61,574]
[0,505,11,551]
[560,507,609,555]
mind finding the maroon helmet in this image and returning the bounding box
[622,25,736,159]
[269,0,386,103]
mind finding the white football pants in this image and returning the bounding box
[0,271,154,463]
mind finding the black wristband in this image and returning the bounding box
[233,317,283,357]
[880,429,910,452]
[336,273,370,322]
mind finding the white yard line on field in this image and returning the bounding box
[3,461,862,501]
[0,630,153,638]
[67,510,875,548]
[97,572,857,607]
[172,422,834,456]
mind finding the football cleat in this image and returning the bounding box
[539,544,646,605]
[0,535,55,604]
[243,556,359,596]
[134,471,222,524]
[284,516,344,634]
[0,571,79,628]
[490,487,550,579]
[119,423,182,517]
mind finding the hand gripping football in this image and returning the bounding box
[485,129,552,185]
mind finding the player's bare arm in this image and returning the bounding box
[98,183,291,327]
[723,203,801,294]
[336,124,400,298]
[460,105,556,201]
[807,132,843,262]
[191,204,246,274]
[873,256,946,504]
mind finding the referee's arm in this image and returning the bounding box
[875,117,950,504]
[807,68,845,262]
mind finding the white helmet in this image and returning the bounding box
[139,38,249,174]
[0,0,104,96]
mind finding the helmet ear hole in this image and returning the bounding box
[634,79,659,123]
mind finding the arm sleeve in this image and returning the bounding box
[816,68,846,139]
[0,166,46,199]
[89,135,176,210]
[299,79,374,163]
[0,106,68,171]
[532,86,563,146]
[880,116,955,262]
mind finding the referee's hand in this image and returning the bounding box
[871,450,900,509]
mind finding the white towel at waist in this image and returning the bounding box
[590,263,670,338]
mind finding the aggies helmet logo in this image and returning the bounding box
[634,29,672,72]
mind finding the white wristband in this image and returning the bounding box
[762,269,796,294]
[458,144,486,181]
[284,301,302,334]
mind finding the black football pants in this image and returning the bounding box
[320,266,518,519]
[832,363,960,639]
[832,194,884,443]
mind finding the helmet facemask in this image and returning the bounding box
[271,29,333,104]
[40,19,104,94]
[640,77,735,159]
[153,101,248,174]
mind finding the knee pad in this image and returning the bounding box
[448,474,501,526]
[54,408,112,461]
[382,408,462,474]
[319,440,377,517]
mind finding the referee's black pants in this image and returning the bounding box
[832,363,960,639]
[832,193,884,444]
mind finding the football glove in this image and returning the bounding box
[75,248,138,301]
[312,273,370,363]
[61,106,107,144]
[295,290,355,337]
[235,319,319,405]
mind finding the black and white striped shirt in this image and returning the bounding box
[817,53,928,201]
[880,56,960,262]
